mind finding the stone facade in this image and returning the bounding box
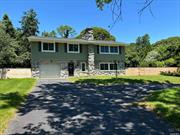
[32,68,40,78]
[87,45,95,75]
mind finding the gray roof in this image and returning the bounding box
[28,36,127,46]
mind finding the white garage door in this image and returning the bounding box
[40,64,60,78]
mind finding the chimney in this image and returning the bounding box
[82,28,94,40]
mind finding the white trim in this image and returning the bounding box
[41,41,56,52]
[99,62,118,71]
[99,45,119,54]
[67,43,80,53]
[80,62,86,72]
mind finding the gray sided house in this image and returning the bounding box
[28,31,126,78]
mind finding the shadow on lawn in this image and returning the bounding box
[0,92,25,109]
[7,80,180,135]
[143,87,180,128]
[75,77,163,85]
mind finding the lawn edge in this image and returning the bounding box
[1,78,37,135]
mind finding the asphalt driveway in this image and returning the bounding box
[6,79,178,135]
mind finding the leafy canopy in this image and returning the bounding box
[42,30,57,37]
[125,34,152,67]
[96,0,112,10]
[125,36,180,67]
[57,25,76,38]
[77,26,116,41]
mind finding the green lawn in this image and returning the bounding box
[69,75,180,85]
[138,87,180,128]
[0,78,36,135]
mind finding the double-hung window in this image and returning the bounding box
[110,63,117,70]
[100,46,109,53]
[100,63,118,71]
[42,42,55,52]
[100,46,119,54]
[110,46,118,54]
[68,44,79,53]
[100,63,109,70]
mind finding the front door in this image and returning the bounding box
[68,62,74,76]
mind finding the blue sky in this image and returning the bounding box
[0,0,180,43]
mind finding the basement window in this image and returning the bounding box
[100,63,109,70]
[100,63,118,71]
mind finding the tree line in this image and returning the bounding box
[0,9,39,68]
[0,9,179,69]
[126,35,180,67]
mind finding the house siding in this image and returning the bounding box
[31,42,88,62]
[31,41,125,78]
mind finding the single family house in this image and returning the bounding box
[28,28,126,78]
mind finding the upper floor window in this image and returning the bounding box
[110,46,118,53]
[100,46,109,53]
[99,46,119,54]
[42,42,55,52]
[68,44,79,53]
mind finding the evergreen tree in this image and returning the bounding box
[1,14,15,37]
[0,28,17,78]
[19,9,39,67]
[20,9,39,37]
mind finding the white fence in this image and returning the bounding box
[125,67,178,76]
[0,68,32,78]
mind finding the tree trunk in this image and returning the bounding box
[1,68,7,79]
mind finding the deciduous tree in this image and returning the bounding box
[57,25,76,38]
[42,30,57,37]
[77,27,116,41]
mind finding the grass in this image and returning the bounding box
[69,75,180,85]
[138,87,180,128]
[0,78,36,135]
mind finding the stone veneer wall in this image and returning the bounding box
[32,68,40,78]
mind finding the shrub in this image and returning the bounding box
[155,61,165,67]
[164,58,176,67]
[160,70,180,77]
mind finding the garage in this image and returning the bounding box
[39,63,60,78]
